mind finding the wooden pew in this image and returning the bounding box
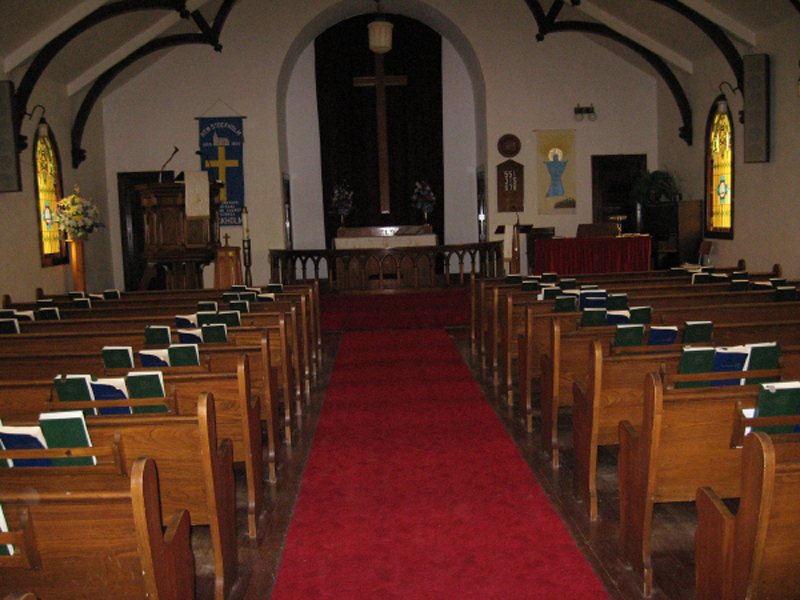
[0,354,269,538]
[83,392,237,600]
[617,373,763,596]
[572,341,795,521]
[501,287,787,402]
[539,314,800,468]
[3,318,297,429]
[17,302,307,404]
[0,456,194,600]
[695,431,800,600]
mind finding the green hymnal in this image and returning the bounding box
[39,410,95,466]
[103,289,121,300]
[581,308,607,327]
[505,274,522,284]
[101,346,135,369]
[222,291,240,303]
[167,344,200,367]
[229,299,250,313]
[73,297,92,309]
[554,296,577,313]
[745,342,781,385]
[676,346,716,388]
[521,280,539,292]
[196,311,218,327]
[144,325,172,346]
[127,371,168,413]
[217,310,241,327]
[541,273,558,284]
[38,306,60,320]
[0,319,19,334]
[542,287,560,300]
[730,279,749,291]
[266,283,284,293]
[202,323,228,343]
[197,300,218,312]
[683,320,713,344]
[606,293,629,311]
[615,324,645,347]
[691,272,712,284]
[774,286,796,302]
[53,374,94,402]
[753,381,800,434]
[558,278,577,290]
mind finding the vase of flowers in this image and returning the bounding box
[411,180,436,222]
[55,185,102,240]
[330,182,354,225]
[54,185,102,292]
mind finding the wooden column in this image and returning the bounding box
[69,238,86,292]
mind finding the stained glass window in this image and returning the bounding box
[35,128,67,265]
[705,99,733,238]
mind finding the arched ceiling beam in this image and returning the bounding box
[648,0,743,92]
[551,19,693,145]
[67,0,213,97]
[525,1,693,145]
[15,0,191,150]
[71,0,237,168]
[71,32,210,169]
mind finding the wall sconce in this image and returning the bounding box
[368,0,393,54]
[718,80,744,124]
[27,104,49,138]
[574,104,597,122]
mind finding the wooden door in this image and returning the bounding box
[591,154,647,233]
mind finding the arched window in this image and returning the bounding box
[34,125,68,265]
[705,96,733,238]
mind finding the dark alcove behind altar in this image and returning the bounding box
[315,13,443,249]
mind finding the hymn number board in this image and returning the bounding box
[497,159,524,212]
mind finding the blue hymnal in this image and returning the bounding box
[177,329,204,344]
[0,424,51,467]
[139,349,170,367]
[648,326,678,345]
[606,310,630,325]
[712,345,750,386]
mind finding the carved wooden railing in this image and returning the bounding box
[269,241,504,291]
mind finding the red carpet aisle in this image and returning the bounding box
[321,289,469,331]
[271,328,610,599]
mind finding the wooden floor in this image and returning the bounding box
[196,325,697,600]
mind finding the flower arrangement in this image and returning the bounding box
[330,182,354,218]
[54,185,102,240]
[411,180,437,215]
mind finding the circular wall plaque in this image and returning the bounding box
[498,134,521,158]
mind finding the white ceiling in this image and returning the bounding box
[1,0,797,97]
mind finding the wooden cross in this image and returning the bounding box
[354,53,408,214]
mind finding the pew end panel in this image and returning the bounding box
[0,457,195,600]
[696,431,800,600]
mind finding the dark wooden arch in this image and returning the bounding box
[523,0,753,147]
[15,1,191,150]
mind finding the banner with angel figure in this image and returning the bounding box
[537,129,576,214]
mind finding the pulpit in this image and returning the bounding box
[137,181,221,289]
[333,225,438,290]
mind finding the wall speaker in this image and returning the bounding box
[743,54,770,163]
[0,80,22,193]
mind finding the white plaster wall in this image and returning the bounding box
[100,0,660,284]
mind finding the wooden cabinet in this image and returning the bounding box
[642,199,703,269]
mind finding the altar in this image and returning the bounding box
[333,225,437,249]
[333,225,438,289]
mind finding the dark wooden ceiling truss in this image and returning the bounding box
[523,0,767,146]
[15,0,237,166]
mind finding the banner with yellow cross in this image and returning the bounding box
[198,116,244,226]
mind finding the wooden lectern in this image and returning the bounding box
[136,182,221,289]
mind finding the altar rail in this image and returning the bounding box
[269,242,504,291]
